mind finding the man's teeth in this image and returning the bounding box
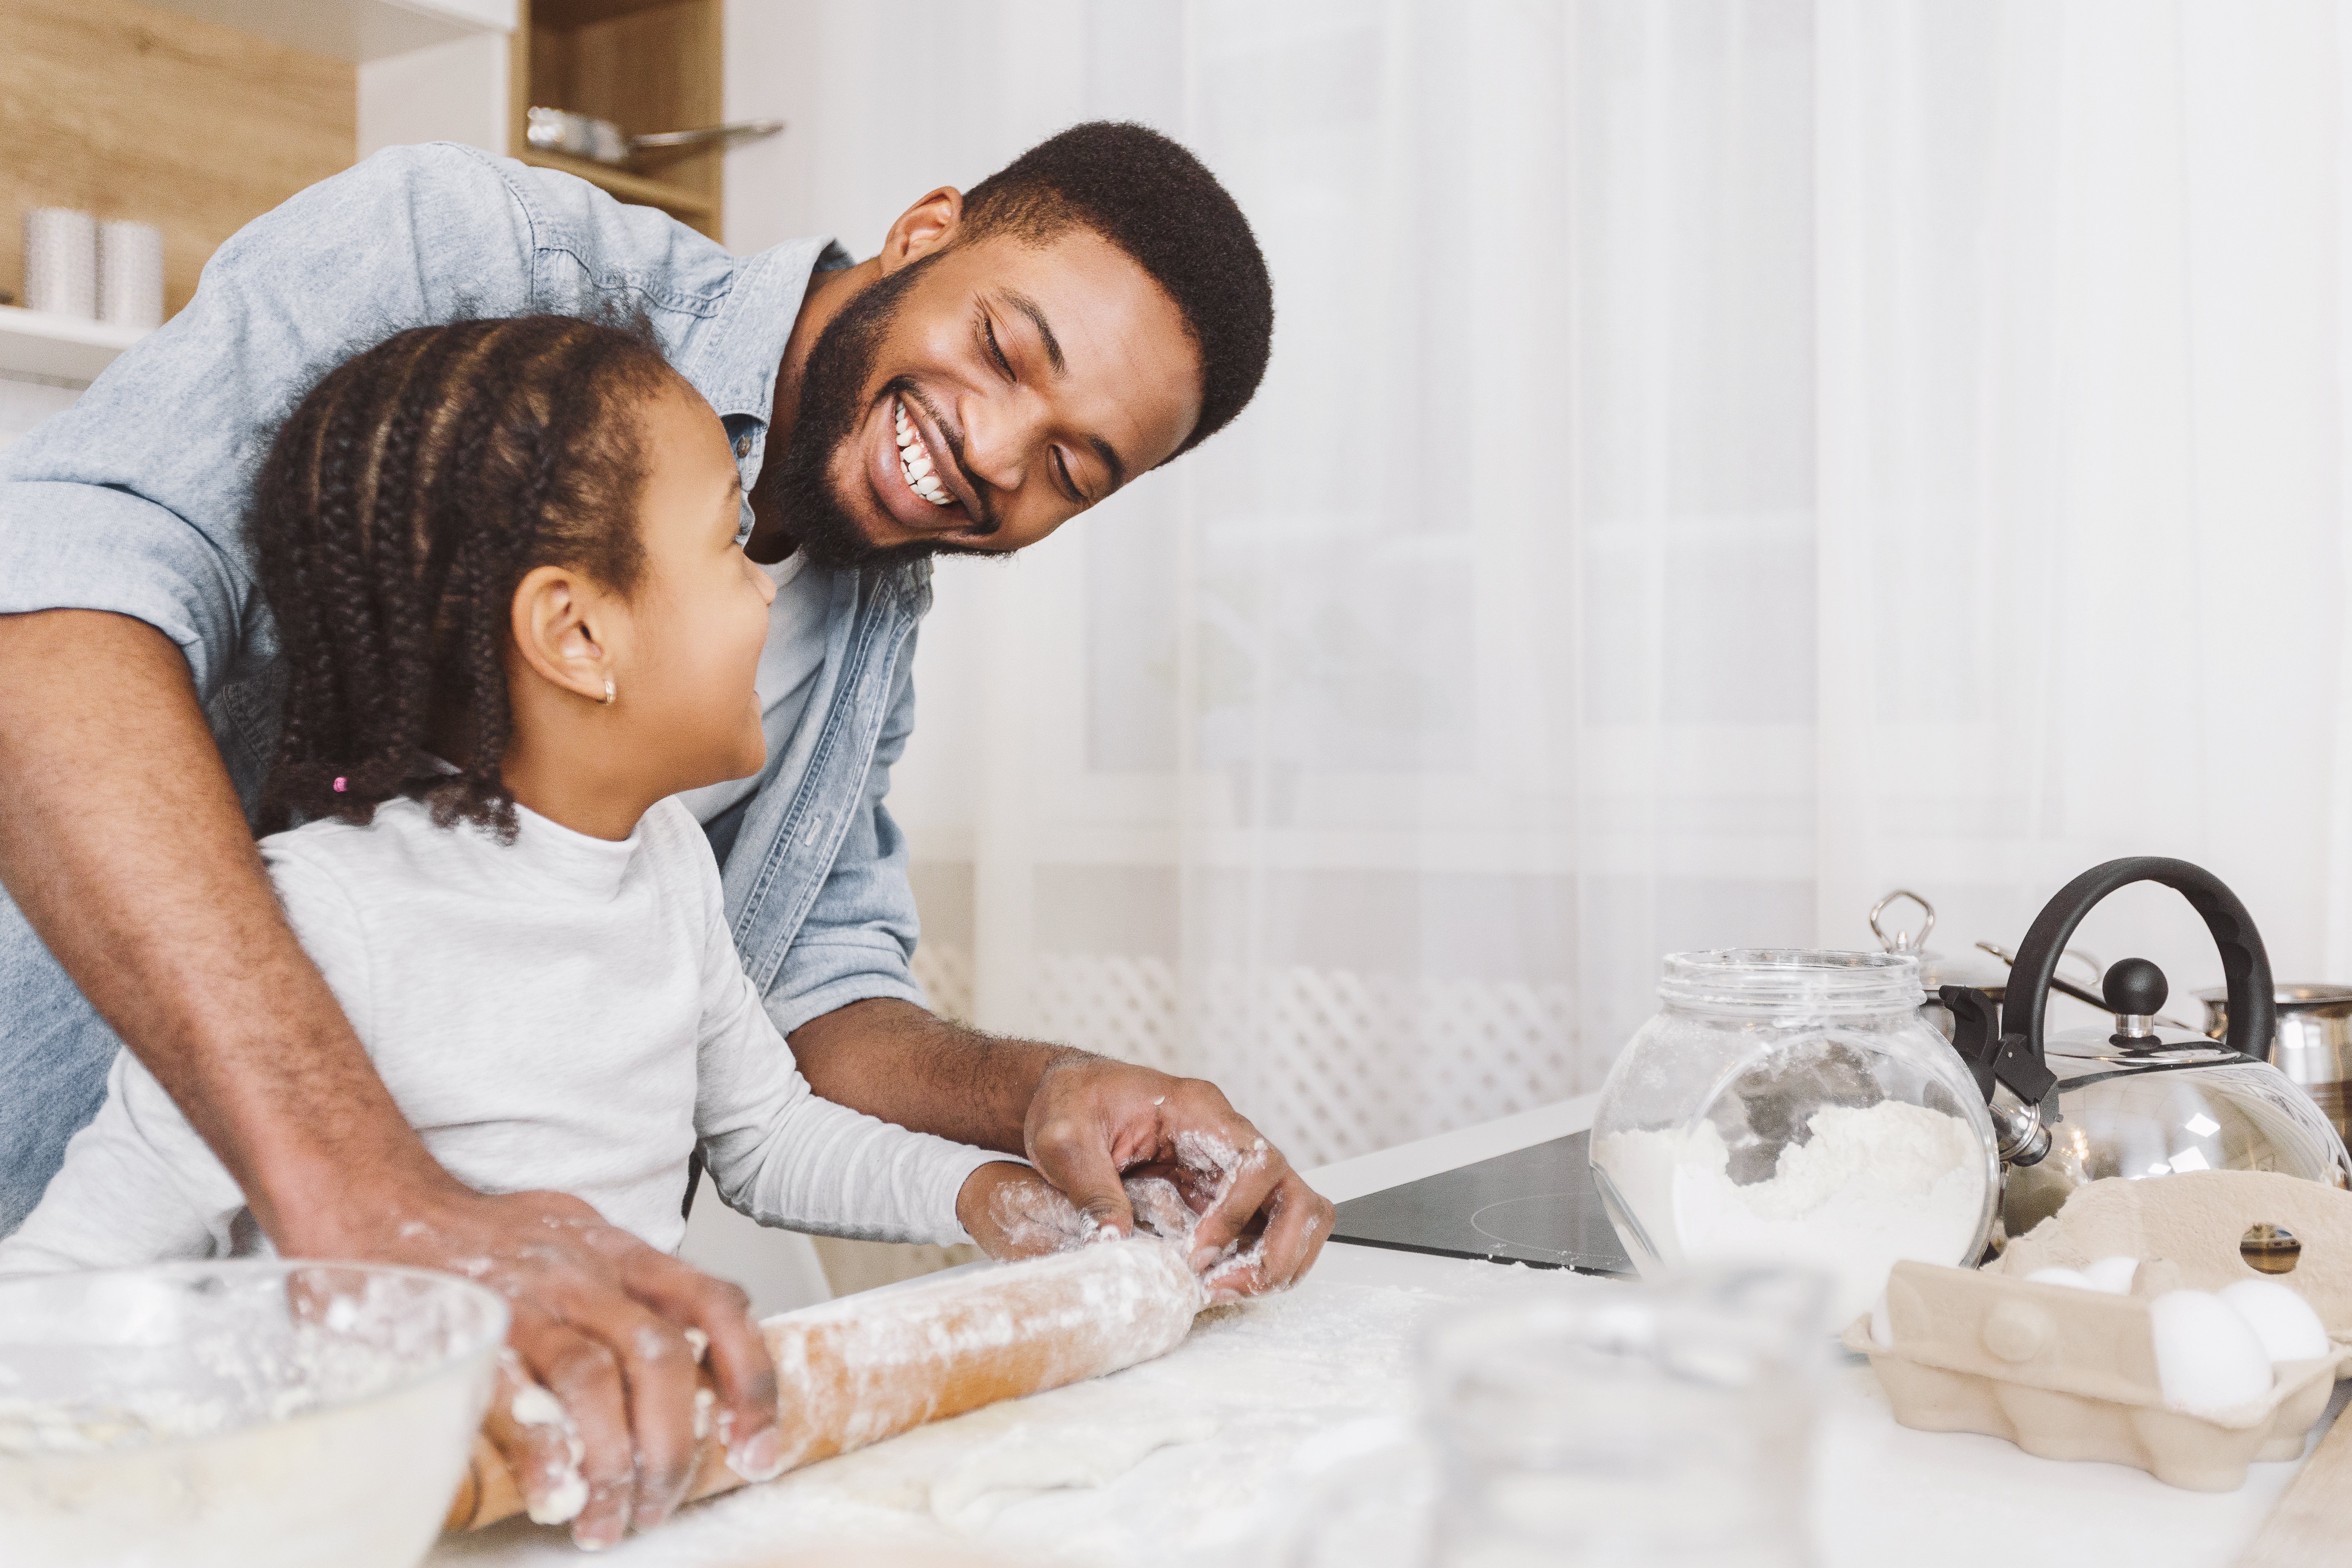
[892,398,953,508]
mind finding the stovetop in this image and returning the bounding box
[1328,1128,1636,1276]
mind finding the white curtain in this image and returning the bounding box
[724,0,2352,1170]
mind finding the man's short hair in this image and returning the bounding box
[962,121,1273,460]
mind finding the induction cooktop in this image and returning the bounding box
[1329,1128,1637,1276]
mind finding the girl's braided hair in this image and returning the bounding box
[250,313,676,840]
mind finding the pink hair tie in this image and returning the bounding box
[332,776,347,792]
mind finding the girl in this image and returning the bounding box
[0,316,1068,1546]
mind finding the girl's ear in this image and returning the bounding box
[510,564,616,704]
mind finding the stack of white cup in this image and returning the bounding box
[24,207,99,319]
[99,221,165,331]
[20,210,164,330]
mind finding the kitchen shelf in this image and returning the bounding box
[0,305,146,383]
[517,149,716,222]
[138,0,516,63]
[513,0,724,242]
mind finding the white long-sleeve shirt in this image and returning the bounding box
[0,795,996,1273]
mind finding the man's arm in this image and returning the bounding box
[763,615,1332,1296]
[0,611,782,1549]
[789,998,1334,1298]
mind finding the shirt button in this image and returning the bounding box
[735,435,753,457]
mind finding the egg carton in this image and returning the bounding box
[1990,1169,2352,1323]
[1842,1171,2352,1492]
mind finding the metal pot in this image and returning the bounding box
[2197,983,2352,1141]
[1870,890,2009,1036]
[1938,857,2352,1244]
[526,107,784,168]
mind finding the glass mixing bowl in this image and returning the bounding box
[0,1261,506,1568]
[1590,950,2000,1327]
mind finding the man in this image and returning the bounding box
[0,121,1329,1547]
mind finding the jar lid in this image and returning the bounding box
[1658,949,1923,1015]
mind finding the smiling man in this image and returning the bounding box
[0,122,1320,1548]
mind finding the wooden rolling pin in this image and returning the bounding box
[2232,1398,2352,1567]
[444,1238,1207,1532]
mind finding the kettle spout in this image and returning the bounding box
[1989,1097,2051,1167]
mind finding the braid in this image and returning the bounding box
[252,314,673,839]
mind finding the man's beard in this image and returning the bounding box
[762,254,989,573]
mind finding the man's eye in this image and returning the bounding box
[1054,448,1083,504]
[983,315,1013,379]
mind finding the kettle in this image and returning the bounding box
[1937,856,2351,1244]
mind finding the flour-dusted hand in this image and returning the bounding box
[1022,1058,1334,1301]
[365,1186,781,1551]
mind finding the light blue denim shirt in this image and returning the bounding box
[0,144,932,1232]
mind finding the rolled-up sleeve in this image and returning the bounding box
[0,143,536,698]
[763,627,930,1036]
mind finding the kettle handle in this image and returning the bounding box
[2004,857,2274,1065]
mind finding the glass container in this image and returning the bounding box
[1590,949,1999,1327]
[1281,1266,1829,1568]
[0,1261,507,1568]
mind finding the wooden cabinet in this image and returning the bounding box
[0,0,354,321]
[510,0,725,241]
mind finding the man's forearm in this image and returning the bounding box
[0,610,453,1246]
[787,996,1084,1153]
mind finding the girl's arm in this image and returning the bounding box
[695,954,1012,1245]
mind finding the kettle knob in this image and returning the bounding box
[2103,957,2169,1018]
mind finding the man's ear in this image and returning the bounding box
[510,564,612,704]
[879,186,965,274]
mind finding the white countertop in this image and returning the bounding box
[435,1097,2328,1566]
[1301,1095,2326,1568]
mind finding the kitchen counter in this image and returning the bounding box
[431,1095,2335,1567]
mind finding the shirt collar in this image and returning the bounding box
[682,234,853,427]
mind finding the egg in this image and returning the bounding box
[2149,1290,2275,1416]
[2080,1256,2140,1295]
[2218,1279,2331,1363]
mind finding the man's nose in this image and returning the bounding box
[959,387,1049,498]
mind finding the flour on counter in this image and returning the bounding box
[425,1261,1564,1568]
[1593,1100,1986,1325]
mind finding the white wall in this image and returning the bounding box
[356,29,508,160]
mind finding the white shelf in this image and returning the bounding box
[137,0,515,64]
[0,307,147,385]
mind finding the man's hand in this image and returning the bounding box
[0,610,777,1549]
[344,1187,783,1550]
[1024,1058,1332,1300]
[790,1000,1334,1301]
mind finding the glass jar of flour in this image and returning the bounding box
[1589,950,1998,1329]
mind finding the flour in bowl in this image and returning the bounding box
[1593,1099,1988,1325]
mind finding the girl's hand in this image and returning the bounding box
[956,1162,1098,1258]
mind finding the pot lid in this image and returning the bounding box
[1871,889,2009,994]
[2193,983,2352,1014]
[2046,1022,2235,1062]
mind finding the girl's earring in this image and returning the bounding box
[601,677,617,706]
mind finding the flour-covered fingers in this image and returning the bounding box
[1180,1121,1284,1274]
[481,1348,587,1526]
[620,1252,782,1485]
[1203,1173,1333,1301]
[517,1319,635,1550]
[1027,1106,1136,1240]
[961,1162,1096,1259]
[563,1292,704,1532]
